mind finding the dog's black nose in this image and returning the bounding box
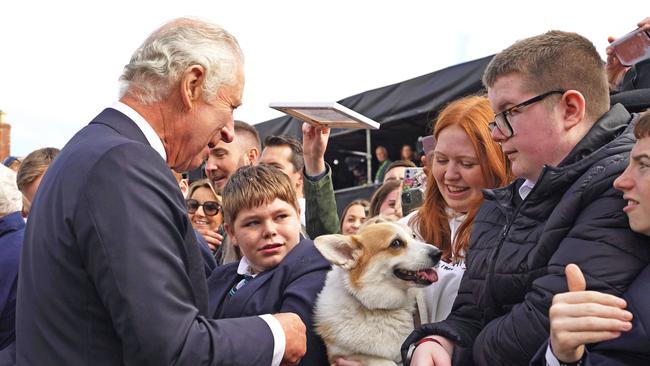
[428,247,442,263]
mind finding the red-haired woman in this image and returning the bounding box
[403,95,511,323]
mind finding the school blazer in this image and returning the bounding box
[208,239,331,365]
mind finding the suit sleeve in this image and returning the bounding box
[472,183,649,365]
[76,143,275,366]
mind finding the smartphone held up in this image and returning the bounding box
[611,28,650,66]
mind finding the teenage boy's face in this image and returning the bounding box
[614,136,650,236]
[226,198,301,273]
[488,73,565,182]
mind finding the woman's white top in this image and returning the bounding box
[399,209,467,324]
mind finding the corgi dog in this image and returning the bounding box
[313,221,441,366]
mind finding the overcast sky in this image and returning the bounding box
[1,1,646,156]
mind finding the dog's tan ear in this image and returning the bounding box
[314,234,361,269]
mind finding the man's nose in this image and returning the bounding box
[613,166,634,191]
[491,124,507,142]
[220,120,235,143]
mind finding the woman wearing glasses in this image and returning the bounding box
[187,179,224,254]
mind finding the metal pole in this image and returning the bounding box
[366,129,372,185]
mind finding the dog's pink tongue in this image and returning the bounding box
[416,268,438,283]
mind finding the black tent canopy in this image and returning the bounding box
[255,55,493,189]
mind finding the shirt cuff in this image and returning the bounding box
[259,314,285,366]
[304,164,329,181]
[545,344,562,366]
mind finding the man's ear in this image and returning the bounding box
[247,147,260,166]
[314,234,362,269]
[296,171,304,193]
[179,179,189,199]
[224,223,236,245]
[179,65,206,110]
[560,90,586,130]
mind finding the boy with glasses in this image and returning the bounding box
[403,31,650,366]
[207,164,330,366]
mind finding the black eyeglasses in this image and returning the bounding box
[186,199,222,216]
[489,90,565,138]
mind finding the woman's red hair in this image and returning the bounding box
[411,95,511,261]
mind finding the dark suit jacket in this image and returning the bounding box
[208,239,331,366]
[0,211,24,365]
[195,230,218,277]
[16,108,274,365]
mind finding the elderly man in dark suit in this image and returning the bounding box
[17,18,305,366]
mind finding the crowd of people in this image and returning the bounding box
[1,15,650,366]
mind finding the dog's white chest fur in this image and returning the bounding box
[314,268,416,365]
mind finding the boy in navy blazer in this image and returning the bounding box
[208,165,330,365]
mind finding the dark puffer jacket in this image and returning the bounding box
[402,104,650,365]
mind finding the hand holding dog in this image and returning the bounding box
[410,336,453,366]
[549,264,632,363]
[274,312,307,366]
[330,358,363,366]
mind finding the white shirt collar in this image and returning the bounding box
[518,179,536,200]
[110,101,167,161]
[236,256,260,278]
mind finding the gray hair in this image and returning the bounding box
[0,164,22,216]
[119,17,244,104]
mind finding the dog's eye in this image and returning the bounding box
[389,239,403,249]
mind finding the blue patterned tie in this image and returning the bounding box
[228,274,253,296]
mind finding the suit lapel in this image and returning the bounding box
[208,265,239,316]
[222,269,275,318]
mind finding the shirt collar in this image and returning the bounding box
[110,101,167,161]
[236,256,260,278]
[518,179,536,200]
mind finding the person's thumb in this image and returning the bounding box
[566,263,586,292]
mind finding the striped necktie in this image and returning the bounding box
[228,274,253,296]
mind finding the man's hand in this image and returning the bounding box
[274,312,307,366]
[196,228,223,252]
[410,336,453,366]
[302,123,330,176]
[605,36,630,91]
[330,358,363,366]
[638,17,650,32]
[606,16,650,91]
[549,264,632,363]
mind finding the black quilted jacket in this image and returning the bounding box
[403,104,650,365]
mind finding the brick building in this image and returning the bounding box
[0,111,10,161]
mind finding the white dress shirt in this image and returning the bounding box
[519,179,536,200]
